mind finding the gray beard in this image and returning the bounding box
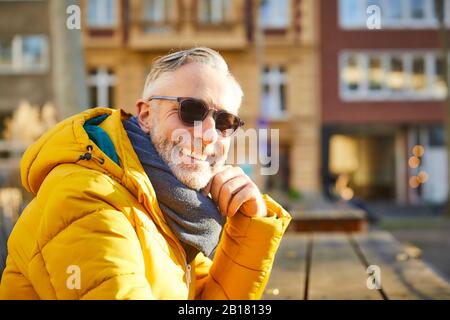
[149,119,225,191]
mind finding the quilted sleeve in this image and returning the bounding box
[194,194,291,299]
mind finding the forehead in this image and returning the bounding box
[159,63,239,113]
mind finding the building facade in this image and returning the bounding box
[0,0,87,184]
[0,0,52,129]
[81,0,322,196]
[320,0,450,205]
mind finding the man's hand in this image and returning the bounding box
[202,165,267,218]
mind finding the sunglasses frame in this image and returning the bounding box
[148,95,245,136]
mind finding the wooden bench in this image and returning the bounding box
[289,209,368,233]
[289,197,368,233]
[263,231,450,300]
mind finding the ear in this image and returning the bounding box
[136,99,151,133]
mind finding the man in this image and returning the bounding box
[0,48,291,299]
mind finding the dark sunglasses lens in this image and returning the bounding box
[215,112,240,136]
[179,99,208,125]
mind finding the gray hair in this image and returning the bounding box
[142,47,243,107]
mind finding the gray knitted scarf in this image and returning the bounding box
[123,116,225,263]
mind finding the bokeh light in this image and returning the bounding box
[408,156,420,168]
[418,171,429,183]
[412,145,425,157]
[340,187,354,200]
[409,176,420,189]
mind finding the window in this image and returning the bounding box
[143,0,172,24]
[339,0,370,28]
[88,68,116,108]
[339,0,446,29]
[143,0,174,32]
[198,0,231,25]
[261,66,287,119]
[433,56,447,99]
[0,38,12,67]
[386,0,403,21]
[341,54,363,92]
[367,0,382,8]
[429,125,445,146]
[388,57,406,92]
[88,0,116,28]
[411,0,426,19]
[368,57,384,91]
[264,144,290,192]
[340,51,450,101]
[0,35,48,74]
[260,0,290,29]
[22,36,47,69]
[412,56,426,92]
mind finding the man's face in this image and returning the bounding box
[136,62,240,190]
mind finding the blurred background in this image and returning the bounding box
[1,0,450,290]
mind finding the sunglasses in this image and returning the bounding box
[148,95,244,137]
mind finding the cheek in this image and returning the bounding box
[160,113,186,141]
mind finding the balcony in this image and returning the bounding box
[128,0,249,51]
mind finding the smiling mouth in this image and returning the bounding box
[181,149,208,162]
[188,154,207,161]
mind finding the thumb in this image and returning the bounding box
[201,165,232,197]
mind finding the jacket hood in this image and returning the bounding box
[20,107,188,261]
[21,107,123,195]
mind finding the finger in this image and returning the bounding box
[217,175,249,216]
[227,184,256,217]
[202,165,229,197]
[210,166,244,203]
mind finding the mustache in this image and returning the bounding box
[174,137,225,164]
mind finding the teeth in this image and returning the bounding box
[183,149,207,161]
[191,154,207,161]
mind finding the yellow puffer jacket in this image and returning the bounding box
[0,107,291,300]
